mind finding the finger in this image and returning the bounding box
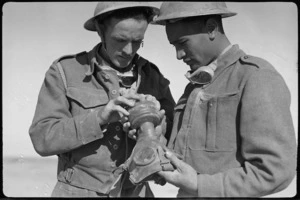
[145,95,154,101]
[157,170,176,183]
[138,94,146,101]
[114,105,130,116]
[114,96,136,108]
[128,129,137,140]
[120,116,129,124]
[123,122,131,132]
[158,109,165,119]
[121,93,141,101]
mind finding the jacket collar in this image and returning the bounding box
[85,43,99,76]
[213,44,246,77]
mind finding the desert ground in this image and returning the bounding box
[2,156,296,198]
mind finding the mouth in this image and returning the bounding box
[119,55,132,61]
[184,59,193,66]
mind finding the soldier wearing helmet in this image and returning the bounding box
[29,2,175,197]
[153,2,296,197]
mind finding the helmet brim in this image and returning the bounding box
[152,11,237,26]
[84,6,160,31]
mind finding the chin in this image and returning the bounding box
[119,61,132,68]
[190,65,199,72]
[112,61,123,69]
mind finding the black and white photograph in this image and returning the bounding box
[3,2,298,198]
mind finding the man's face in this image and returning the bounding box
[166,19,212,71]
[102,16,148,68]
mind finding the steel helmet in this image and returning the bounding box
[154,2,237,25]
[84,2,159,31]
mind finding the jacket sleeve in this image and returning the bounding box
[29,63,105,157]
[158,74,176,142]
[197,68,297,197]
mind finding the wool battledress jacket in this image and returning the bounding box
[29,43,175,196]
[168,45,297,197]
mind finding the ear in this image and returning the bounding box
[205,18,218,41]
[95,20,105,41]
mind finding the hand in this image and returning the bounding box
[122,93,163,140]
[138,94,161,111]
[123,109,166,140]
[97,92,141,125]
[157,150,198,196]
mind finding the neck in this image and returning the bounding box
[211,36,231,61]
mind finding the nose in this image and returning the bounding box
[123,42,133,56]
[176,48,186,60]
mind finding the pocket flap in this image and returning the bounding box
[66,87,109,108]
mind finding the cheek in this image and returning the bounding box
[106,41,119,57]
[187,44,203,61]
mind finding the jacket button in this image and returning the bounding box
[115,126,120,131]
[244,55,249,59]
[209,102,213,107]
[111,90,117,95]
[113,144,118,150]
[105,74,110,79]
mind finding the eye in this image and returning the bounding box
[115,38,127,43]
[179,40,187,47]
[133,40,144,47]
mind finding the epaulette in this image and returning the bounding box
[53,51,87,90]
[53,51,87,64]
[240,55,267,69]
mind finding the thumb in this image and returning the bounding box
[165,150,181,169]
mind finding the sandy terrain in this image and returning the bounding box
[2,156,178,198]
[2,156,296,198]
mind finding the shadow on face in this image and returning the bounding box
[101,16,148,68]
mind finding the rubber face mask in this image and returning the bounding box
[122,100,181,185]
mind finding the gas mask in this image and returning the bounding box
[185,45,232,85]
[185,62,217,85]
[122,100,178,185]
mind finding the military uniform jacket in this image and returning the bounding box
[168,45,297,197]
[29,43,175,194]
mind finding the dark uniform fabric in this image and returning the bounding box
[29,43,175,197]
[168,45,297,197]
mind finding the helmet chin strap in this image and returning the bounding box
[95,21,107,50]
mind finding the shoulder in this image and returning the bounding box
[53,51,87,66]
[239,55,287,90]
[239,54,275,71]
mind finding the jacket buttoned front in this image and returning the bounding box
[168,45,297,197]
[29,43,175,196]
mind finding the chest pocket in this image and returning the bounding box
[66,87,109,116]
[188,90,240,152]
[168,100,186,151]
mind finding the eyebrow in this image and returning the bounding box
[170,38,185,45]
[169,39,179,45]
[113,35,144,42]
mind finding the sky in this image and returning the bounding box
[2,2,298,196]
